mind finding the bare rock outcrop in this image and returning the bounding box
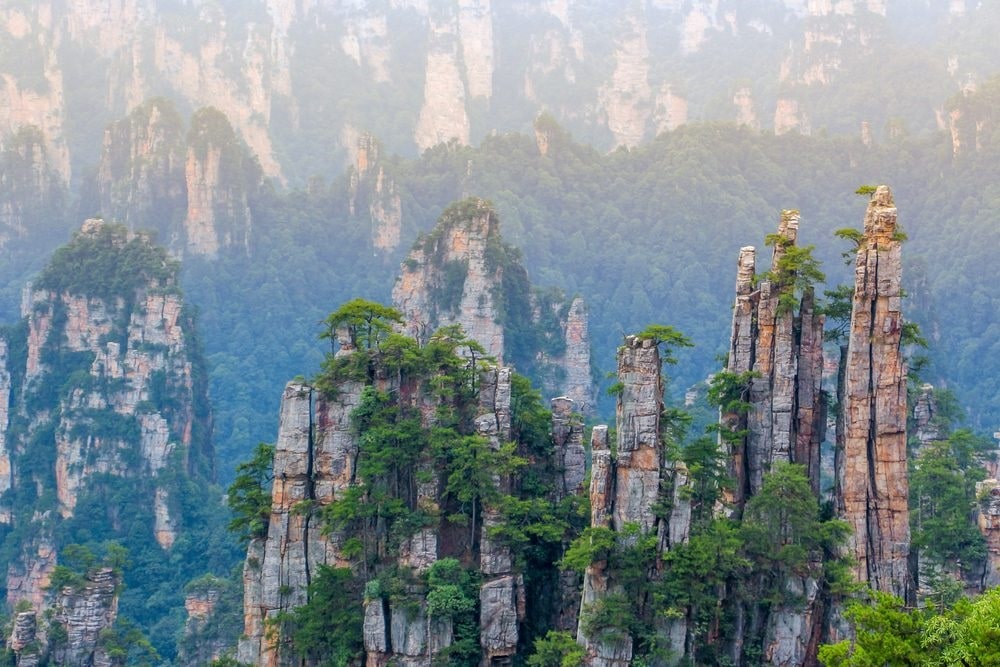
[0,219,214,635]
[835,185,912,601]
[0,126,65,250]
[48,568,120,667]
[578,337,690,665]
[183,108,257,258]
[392,199,594,410]
[349,133,402,252]
[97,98,187,235]
[977,479,1000,589]
[393,199,505,361]
[726,212,825,509]
[237,381,363,666]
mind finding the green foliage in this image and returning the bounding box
[821,284,855,342]
[759,243,826,315]
[560,526,618,573]
[426,558,477,618]
[820,586,1000,666]
[526,630,586,667]
[97,617,160,667]
[35,223,179,302]
[279,566,364,667]
[226,442,275,544]
[707,370,757,415]
[910,435,988,575]
[855,185,878,196]
[319,298,404,353]
[819,592,927,666]
[741,464,851,602]
[635,324,694,366]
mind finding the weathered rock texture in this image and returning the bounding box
[835,185,912,601]
[237,381,363,666]
[47,568,120,667]
[95,100,259,258]
[183,108,257,257]
[348,133,402,252]
[726,212,826,510]
[178,581,233,666]
[239,358,527,666]
[976,479,1000,590]
[552,397,585,632]
[477,367,524,666]
[912,383,946,450]
[97,98,187,235]
[392,199,594,412]
[577,336,690,666]
[0,126,65,250]
[0,219,215,660]
[393,199,505,361]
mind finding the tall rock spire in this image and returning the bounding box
[724,211,825,512]
[836,185,912,601]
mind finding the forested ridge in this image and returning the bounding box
[4,109,1000,480]
[181,113,1000,477]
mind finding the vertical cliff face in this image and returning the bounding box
[836,185,912,601]
[183,108,257,258]
[349,133,402,253]
[726,212,825,509]
[0,3,71,184]
[48,568,120,667]
[95,102,258,258]
[415,10,473,152]
[392,199,594,411]
[10,566,123,667]
[393,199,505,360]
[237,380,364,666]
[912,383,946,450]
[97,98,187,237]
[0,125,65,250]
[977,479,1000,590]
[0,219,220,661]
[577,336,690,666]
[477,367,523,666]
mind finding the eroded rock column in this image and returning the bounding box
[836,185,912,601]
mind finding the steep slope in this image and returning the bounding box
[392,198,596,413]
[0,1,995,185]
[95,100,260,258]
[236,302,590,666]
[0,220,238,661]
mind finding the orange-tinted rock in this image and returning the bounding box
[836,185,912,601]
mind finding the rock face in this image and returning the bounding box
[183,108,256,257]
[552,396,585,632]
[392,198,594,411]
[0,126,65,250]
[577,336,690,666]
[95,100,259,258]
[349,133,402,252]
[237,381,362,666]
[393,199,505,360]
[48,568,120,667]
[835,185,912,601]
[721,211,845,664]
[977,479,1000,589]
[726,211,826,510]
[97,98,187,235]
[0,219,216,659]
[477,367,523,666]
[238,359,526,666]
[912,383,945,450]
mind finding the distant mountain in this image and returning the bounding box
[0,0,996,186]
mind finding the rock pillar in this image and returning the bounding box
[836,185,912,601]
